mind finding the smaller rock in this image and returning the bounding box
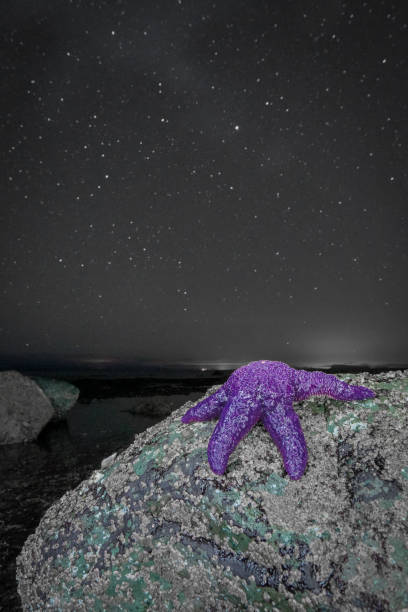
[0,370,54,445]
[30,376,80,420]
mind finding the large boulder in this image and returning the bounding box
[16,370,408,610]
[30,376,80,421]
[0,370,54,445]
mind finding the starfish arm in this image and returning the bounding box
[181,386,228,423]
[207,393,263,474]
[262,400,308,480]
[293,369,376,402]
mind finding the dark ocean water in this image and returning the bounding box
[0,376,225,611]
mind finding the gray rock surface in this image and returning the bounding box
[0,370,54,445]
[16,370,408,610]
[30,376,80,420]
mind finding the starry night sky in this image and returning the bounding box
[1,0,407,372]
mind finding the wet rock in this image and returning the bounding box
[0,370,54,444]
[30,376,80,421]
[16,373,408,610]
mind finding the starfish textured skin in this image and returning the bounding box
[181,360,376,480]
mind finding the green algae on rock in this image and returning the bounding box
[16,370,408,611]
[31,376,80,421]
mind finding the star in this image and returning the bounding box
[181,360,375,480]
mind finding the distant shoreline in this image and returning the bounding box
[1,363,407,381]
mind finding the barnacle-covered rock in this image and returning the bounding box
[16,371,408,611]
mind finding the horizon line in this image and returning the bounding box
[0,357,407,373]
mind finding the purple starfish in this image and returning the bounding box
[181,360,375,480]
